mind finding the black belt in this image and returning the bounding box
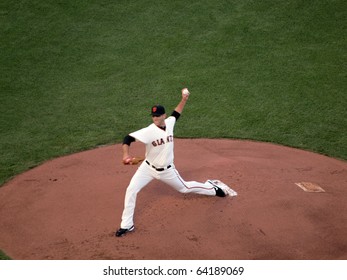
[146,160,171,171]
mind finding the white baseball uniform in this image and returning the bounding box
[120,114,216,229]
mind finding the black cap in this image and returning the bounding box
[151,105,165,116]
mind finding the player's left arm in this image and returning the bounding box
[174,88,189,114]
[171,88,189,119]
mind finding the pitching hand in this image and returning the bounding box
[181,88,190,100]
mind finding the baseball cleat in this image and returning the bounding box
[207,180,238,197]
[115,225,135,237]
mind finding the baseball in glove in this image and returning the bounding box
[123,156,145,165]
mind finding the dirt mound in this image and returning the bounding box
[0,139,346,259]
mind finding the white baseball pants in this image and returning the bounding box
[120,161,216,229]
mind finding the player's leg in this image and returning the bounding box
[160,167,216,196]
[119,164,153,231]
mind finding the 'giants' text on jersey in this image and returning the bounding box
[152,135,173,147]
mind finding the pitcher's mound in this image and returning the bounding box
[0,139,346,259]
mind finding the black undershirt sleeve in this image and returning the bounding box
[171,110,181,120]
[123,135,135,146]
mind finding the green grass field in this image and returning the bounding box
[1,0,346,189]
[0,249,11,260]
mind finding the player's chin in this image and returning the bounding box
[153,120,161,126]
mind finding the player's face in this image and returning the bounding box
[152,114,166,127]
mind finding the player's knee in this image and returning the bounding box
[126,184,141,194]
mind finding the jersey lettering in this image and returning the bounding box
[167,135,173,142]
[152,135,173,147]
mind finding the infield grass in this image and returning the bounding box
[0,249,11,260]
[1,0,346,188]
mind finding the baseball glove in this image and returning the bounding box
[123,156,145,165]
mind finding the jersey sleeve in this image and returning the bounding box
[166,115,177,127]
[129,126,153,144]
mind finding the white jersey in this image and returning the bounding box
[129,116,176,167]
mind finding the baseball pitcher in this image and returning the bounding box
[115,88,237,237]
